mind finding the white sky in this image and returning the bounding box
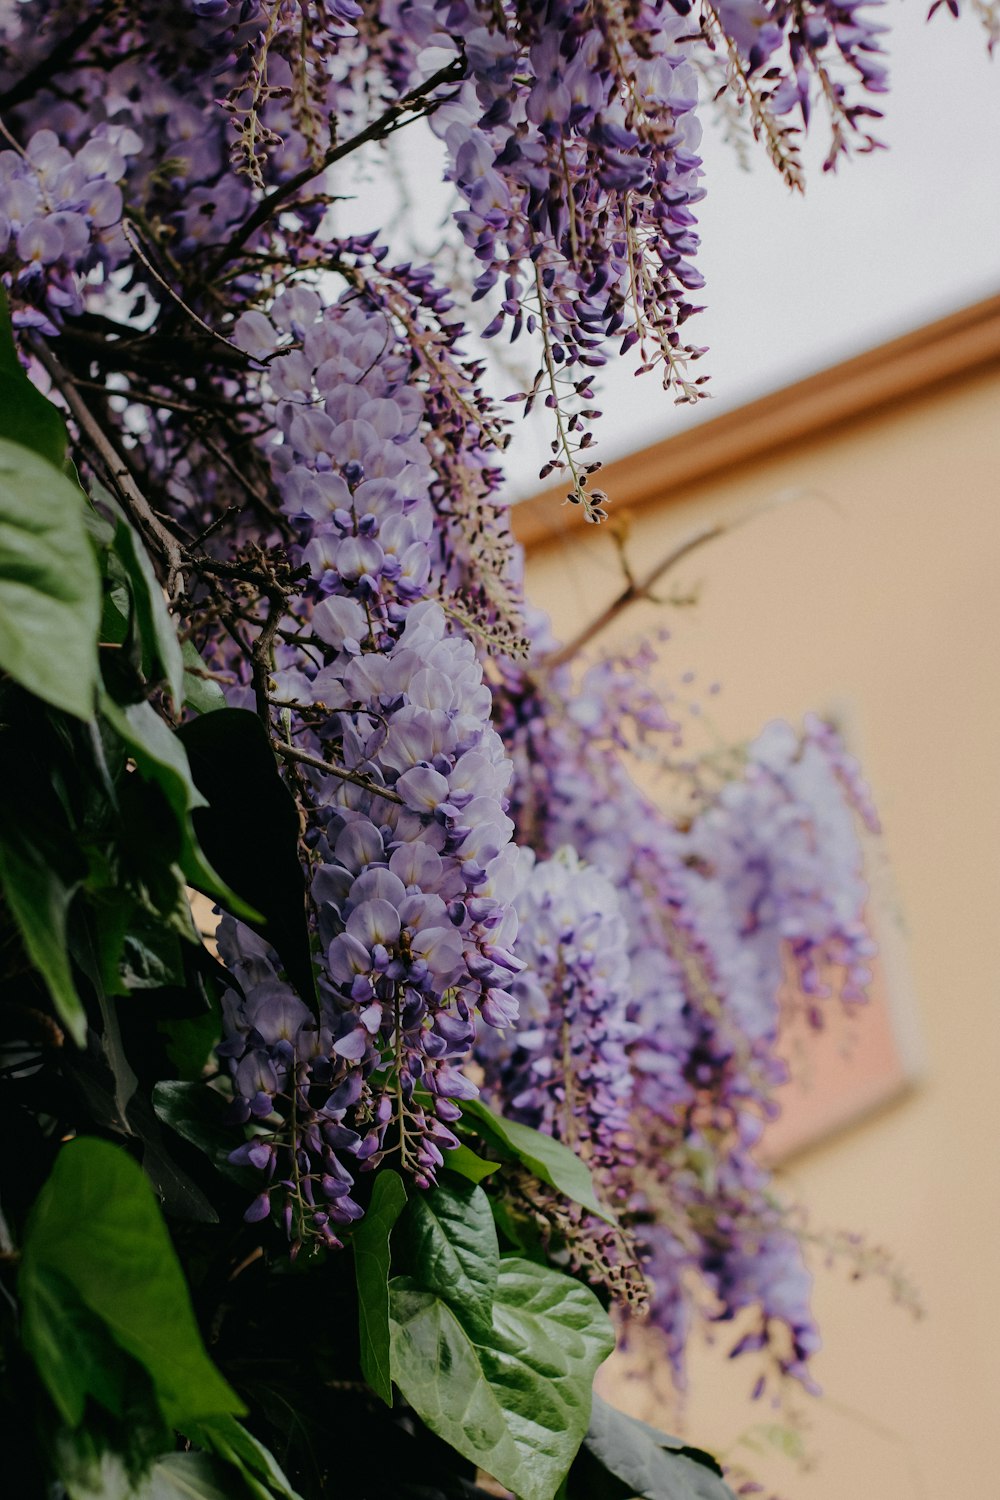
[336,1,1000,499]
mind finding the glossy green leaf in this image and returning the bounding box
[187,1415,304,1500]
[19,1137,244,1430]
[353,1169,407,1405]
[442,1144,499,1184]
[182,640,227,715]
[402,1178,498,1339]
[101,697,259,920]
[461,1099,613,1225]
[112,519,185,709]
[25,1266,146,1430]
[160,1007,222,1081]
[0,826,85,1043]
[152,1080,252,1185]
[389,1257,614,1500]
[0,435,101,718]
[136,1454,235,1499]
[0,289,67,469]
[572,1395,735,1500]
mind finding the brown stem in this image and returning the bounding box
[539,522,725,671]
[204,54,467,275]
[251,594,284,723]
[33,341,188,596]
[273,742,403,805]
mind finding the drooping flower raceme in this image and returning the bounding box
[491,631,878,1384]
[0,129,132,331]
[479,847,636,1179]
[211,286,524,1242]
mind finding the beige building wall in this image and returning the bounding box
[515,300,1000,1499]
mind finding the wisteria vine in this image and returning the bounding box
[0,0,937,1438]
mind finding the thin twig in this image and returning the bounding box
[251,594,285,721]
[539,491,820,671]
[204,54,467,275]
[198,429,283,522]
[273,742,403,805]
[194,554,308,590]
[32,341,188,596]
[122,220,252,358]
[539,523,724,671]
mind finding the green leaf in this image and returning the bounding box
[460,1099,614,1225]
[0,434,101,718]
[55,1427,171,1500]
[188,1415,304,1500]
[19,1136,245,1430]
[120,917,185,991]
[182,640,227,715]
[572,1395,735,1500]
[160,1007,222,1081]
[389,1258,615,1500]
[489,1195,546,1262]
[442,1144,499,1185]
[101,697,259,921]
[0,288,67,469]
[25,1266,148,1429]
[112,519,185,709]
[152,1080,251,1186]
[0,825,86,1043]
[401,1178,498,1339]
[136,1454,236,1499]
[352,1169,407,1405]
[176,709,313,1001]
[101,577,132,647]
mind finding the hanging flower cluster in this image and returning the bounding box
[206,285,525,1239]
[478,847,637,1179]
[0,129,132,330]
[490,636,878,1382]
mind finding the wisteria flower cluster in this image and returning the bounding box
[184,283,521,1241]
[491,635,879,1380]
[0,128,132,331]
[478,847,636,1179]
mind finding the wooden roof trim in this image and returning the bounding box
[513,293,1000,551]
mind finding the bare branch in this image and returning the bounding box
[204,54,467,276]
[273,742,403,805]
[32,340,188,596]
[538,522,725,672]
[539,490,824,671]
[121,219,252,359]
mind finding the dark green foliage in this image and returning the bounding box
[570,1396,736,1500]
[353,1169,407,1405]
[461,1098,615,1223]
[19,1139,243,1430]
[177,709,314,1002]
[0,434,101,719]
